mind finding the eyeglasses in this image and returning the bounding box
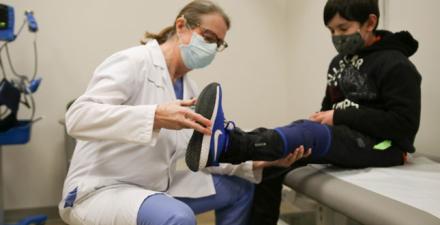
[197,25,228,52]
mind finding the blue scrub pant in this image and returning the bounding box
[136,175,254,225]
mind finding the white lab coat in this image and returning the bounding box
[60,40,262,216]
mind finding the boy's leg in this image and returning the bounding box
[248,160,310,225]
[185,83,332,171]
[222,120,332,164]
[177,175,255,225]
[248,167,287,225]
[323,125,405,168]
[249,125,406,225]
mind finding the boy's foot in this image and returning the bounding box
[186,82,230,172]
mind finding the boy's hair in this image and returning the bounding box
[324,0,380,30]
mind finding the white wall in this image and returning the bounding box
[1,0,439,210]
[286,0,334,120]
[385,0,440,158]
[191,0,291,129]
[1,0,290,209]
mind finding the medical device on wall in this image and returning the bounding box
[0,3,43,146]
[0,5,38,41]
[0,4,15,41]
[0,4,41,145]
[0,5,48,225]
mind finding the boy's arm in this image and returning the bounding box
[320,87,333,111]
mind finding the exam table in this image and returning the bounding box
[284,156,440,225]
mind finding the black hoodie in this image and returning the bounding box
[322,30,422,153]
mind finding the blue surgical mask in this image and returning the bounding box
[179,32,217,69]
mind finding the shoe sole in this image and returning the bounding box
[186,83,220,172]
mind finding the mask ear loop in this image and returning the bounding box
[176,15,195,46]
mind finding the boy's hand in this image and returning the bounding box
[309,110,334,126]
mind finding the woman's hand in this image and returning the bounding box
[253,146,312,170]
[154,99,212,135]
[309,110,334,126]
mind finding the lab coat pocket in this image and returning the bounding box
[68,178,117,207]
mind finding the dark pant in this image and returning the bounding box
[245,124,405,225]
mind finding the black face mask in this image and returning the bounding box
[332,32,365,55]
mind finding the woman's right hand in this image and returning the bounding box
[154,99,212,135]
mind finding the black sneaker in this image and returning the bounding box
[186,83,231,172]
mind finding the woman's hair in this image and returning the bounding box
[141,0,230,45]
[323,0,380,30]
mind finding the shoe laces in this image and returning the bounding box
[222,120,235,153]
[224,120,236,131]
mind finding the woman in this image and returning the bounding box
[58,1,300,225]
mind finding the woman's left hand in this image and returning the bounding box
[253,146,312,170]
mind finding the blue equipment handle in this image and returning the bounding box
[25,10,38,32]
[7,214,47,225]
[27,78,42,94]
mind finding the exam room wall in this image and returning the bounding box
[386,0,440,159]
[285,0,440,158]
[1,0,290,209]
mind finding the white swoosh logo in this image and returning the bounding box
[214,129,223,161]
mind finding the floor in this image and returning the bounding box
[14,188,298,225]
[43,211,215,225]
[19,207,299,225]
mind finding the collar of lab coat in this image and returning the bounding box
[146,40,167,70]
[145,39,197,100]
